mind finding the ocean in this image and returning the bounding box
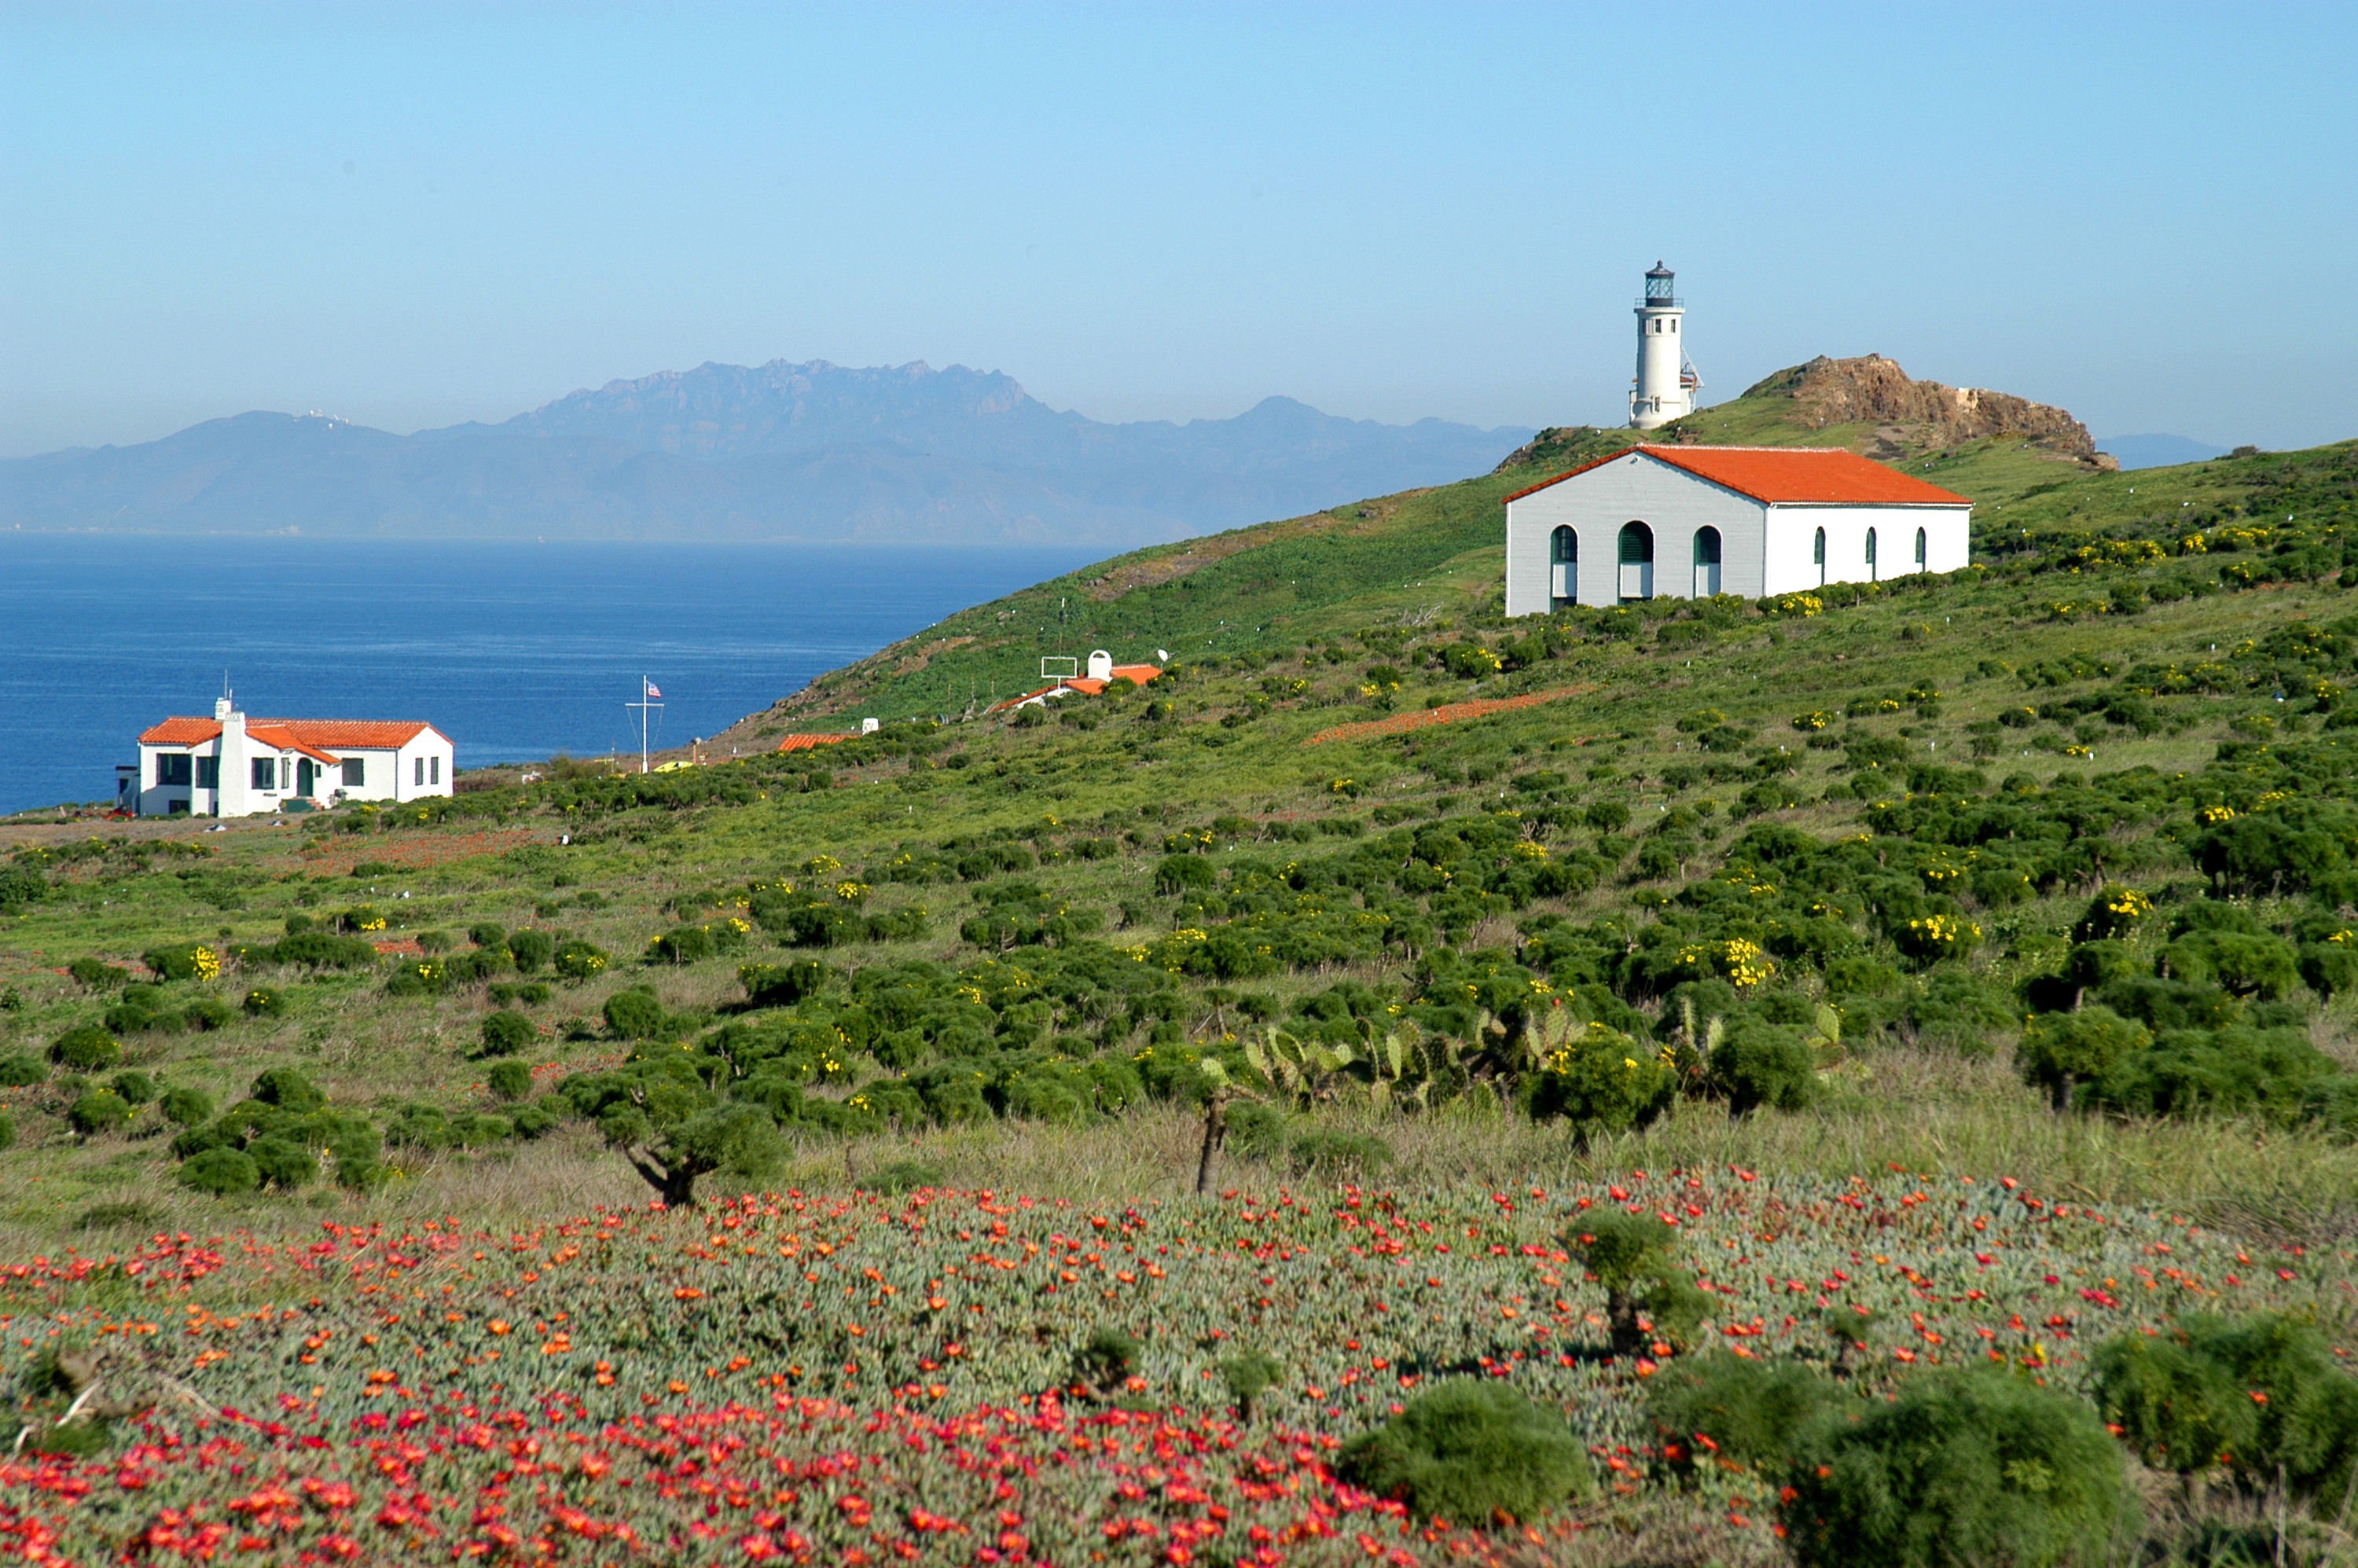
[0,533,1097,816]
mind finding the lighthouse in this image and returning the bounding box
[1629,261,1701,429]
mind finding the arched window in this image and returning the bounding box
[1549,526,1577,607]
[1813,527,1826,586]
[1618,521,1655,601]
[1692,526,1722,597]
[1865,527,1879,582]
[1915,527,1928,570]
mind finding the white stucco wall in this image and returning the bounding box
[1504,452,1765,616]
[1761,504,1972,596]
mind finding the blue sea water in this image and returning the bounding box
[0,534,1096,815]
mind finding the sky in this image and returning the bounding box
[3,2,2355,458]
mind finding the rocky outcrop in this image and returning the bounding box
[1741,355,2111,468]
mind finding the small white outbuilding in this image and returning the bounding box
[1501,444,1971,618]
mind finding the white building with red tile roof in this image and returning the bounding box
[129,697,454,817]
[1501,444,1971,618]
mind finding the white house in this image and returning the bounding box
[1502,444,1971,618]
[127,697,454,817]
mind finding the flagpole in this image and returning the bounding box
[625,678,663,774]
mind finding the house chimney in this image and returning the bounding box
[215,696,233,721]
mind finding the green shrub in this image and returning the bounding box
[2090,1331,2258,1479]
[509,1103,561,1140]
[0,1050,48,1087]
[248,1135,318,1190]
[553,938,609,982]
[178,1148,260,1197]
[67,1089,134,1137]
[249,1067,324,1112]
[486,1060,534,1101]
[143,945,219,982]
[108,1070,156,1106]
[468,922,507,949]
[602,988,668,1040]
[1568,1210,1698,1357]
[1075,1327,1143,1392]
[0,1111,13,1151]
[1153,855,1218,896]
[1223,1100,1287,1159]
[327,1126,384,1190]
[740,960,831,1008]
[159,1087,214,1126]
[1522,1020,1677,1137]
[2018,1005,2149,1109]
[1709,1022,1819,1114]
[67,957,131,990]
[182,998,234,1032]
[1777,1368,2131,1568]
[267,931,379,970]
[1645,1353,1842,1471]
[858,1159,944,1195]
[1339,1381,1594,1524]
[2101,1313,2358,1500]
[242,986,285,1017]
[479,1011,538,1057]
[1217,1350,1284,1421]
[505,929,555,973]
[415,929,454,954]
[49,1026,121,1071]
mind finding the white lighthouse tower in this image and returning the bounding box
[1629,261,1701,429]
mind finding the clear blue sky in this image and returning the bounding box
[4,2,2353,457]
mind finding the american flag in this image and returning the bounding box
[644,680,663,700]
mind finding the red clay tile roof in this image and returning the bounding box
[775,733,853,753]
[243,725,343,766]
[1503,445,1972,508]
[138,716,446,750]
[986,665,1163,714]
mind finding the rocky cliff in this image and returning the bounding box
[1742,354,2111,468]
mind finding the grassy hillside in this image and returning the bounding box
[8,398,2358,1562]
[729,368,2353,740]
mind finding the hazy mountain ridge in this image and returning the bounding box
[0,361,1530,547]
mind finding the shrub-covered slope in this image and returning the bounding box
[6,409,2358,1563]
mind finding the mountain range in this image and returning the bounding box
[0,361,1531,548]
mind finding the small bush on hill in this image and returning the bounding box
[1777,1367,2131,1568]
[50,1026,121,1071]
[1339,1381,1593,1524]
[603,988,668,1040]
[67,1089,134,1137]
[1708,1021,1819,1114]
[178,1148,260,1197]
[249,1067,324,1112]
[2095,1313,2358,1500]
[505,930,555,973]
[479,1011,537,1057]
[1645,1353,1846,1472]
[159,1087,213,1126]
[486,1060,534,1101]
